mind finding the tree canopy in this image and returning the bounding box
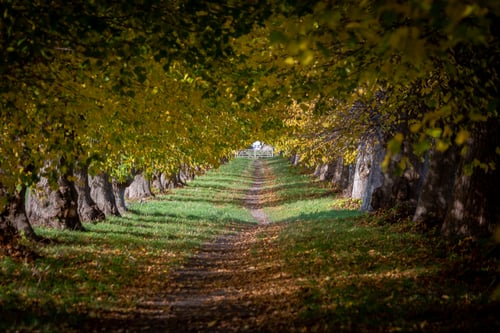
[1,0,498,237]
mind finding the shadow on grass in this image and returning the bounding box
[146,195,248,207]
[0,307,95,333]
[277,209,361,224]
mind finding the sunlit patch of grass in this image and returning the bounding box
[0,158,257,332]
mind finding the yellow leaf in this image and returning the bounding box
[409,122,421,133]
[455,129,469,145]
[436,140,449,152]
[426,127,442,138]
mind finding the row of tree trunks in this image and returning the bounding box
[309,120,499,238]
[1,160,204,254]
[150,165,200,194]
[313,157,354,196]
[152,172,169,194]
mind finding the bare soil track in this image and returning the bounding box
[90,159,297,332]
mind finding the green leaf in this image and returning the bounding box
[269,31,288,44]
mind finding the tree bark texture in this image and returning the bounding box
[290,154,300,166]
[413,147,459,230]
[167,171,187,188]
[330,157,352,192]
[152,172,167,194]
[314,164,331,182]
[74,163,105,222]
[90,173,120,217]
[112,177,134,214]
[370,140,424,212]
[26,173,83,230]
[0,185,37,239]
[179,164,196,183]
[361,143,385,211]
[313,157,353,194]
[125,173,154,200]
[352,140,373,200]
[442,122,500,238]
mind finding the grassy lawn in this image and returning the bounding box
[263,157,499,332]
[0,158,257,332]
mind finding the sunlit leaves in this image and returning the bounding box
[1,0,498,202]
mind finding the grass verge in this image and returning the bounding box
[0,158,256,332]
[262,157,499,332]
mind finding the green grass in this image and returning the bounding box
[1,157,498,332]
[263,158,499,332]
[0,158,257,332]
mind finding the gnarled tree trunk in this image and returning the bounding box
[290,154,300,166]
[152,172,167,194]
[442,122,500,238]
[162,173,176,190]
[26,172,84,230]
[413,147,459,230]
[370,139,424,213]
[314,164,330,181]
[90,173,120,217]
[179,164,195,183]
[1,185,37,239]
[166,171,187,189]
[352,140,373,200]
[74,162,105,222]
[125,173,154,200]
[332,158,354,195]
[112,176,134,215]
[361,143,385,211]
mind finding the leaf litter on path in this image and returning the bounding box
[88,159,300,332]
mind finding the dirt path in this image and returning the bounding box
[246,159,271,225]
[120,159,294,332]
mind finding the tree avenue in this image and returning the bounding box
[1,0,499,249]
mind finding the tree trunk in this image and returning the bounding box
[168,171,187,188]
[179,164,195,183]
[161,173,172,190]
[89,173,121,217]
[0,185,37,239]
[442,122,500,238]
[314,164,331,181]
[352,140,373,200]
[343,164,356,197]
[370,139,424,212]
[330,156,352,193]
[26,172,84,230]
[162,173,175,190]
[125,173,154,200]
[74,163,105,222]
[152,172,167,194]
[112,177,134,214]
[290,154,300,166]
[413,147,459,230]
[361,143,385,211]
